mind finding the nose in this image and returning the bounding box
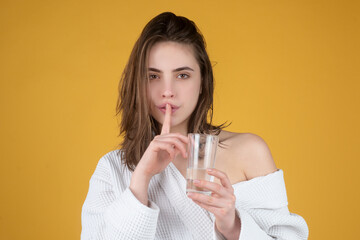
[160,76,175,98]
[162,89,174,98]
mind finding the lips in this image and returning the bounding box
[157,103,179,114]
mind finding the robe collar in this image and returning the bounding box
[155,162,215,239]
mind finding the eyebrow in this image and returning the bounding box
[148,67,194,73]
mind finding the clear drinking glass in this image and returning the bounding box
[186,133,219,195]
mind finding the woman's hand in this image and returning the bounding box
[130,104,188,206]
[136,103,189,178]
[187,168,241,240]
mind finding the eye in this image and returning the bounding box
[148,74,159,80]
[178,73,189,79]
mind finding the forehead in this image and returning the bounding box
[147,41,199,70]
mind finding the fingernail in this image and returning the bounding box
[193,179,200,184]
[187,192,194,197]
[207,168,213,172]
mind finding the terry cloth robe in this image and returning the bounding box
[81,150,309,240]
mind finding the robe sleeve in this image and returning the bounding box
[81,156,160,240]
[213,169,309,240]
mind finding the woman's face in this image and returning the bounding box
[147,41,202,131]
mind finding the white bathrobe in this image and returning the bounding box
[81,150,309,239]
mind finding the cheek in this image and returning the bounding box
[146,87,156,115]
[183,85,200,109]
[147,83,161,101]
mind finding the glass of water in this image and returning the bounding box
[186,133,219,195]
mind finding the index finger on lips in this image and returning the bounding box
[206,168,233,190]
[160,104,171,135]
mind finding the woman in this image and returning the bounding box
[81,12,309,240]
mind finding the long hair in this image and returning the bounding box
[116,12,231,171]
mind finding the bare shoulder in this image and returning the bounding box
[216,130,278,183]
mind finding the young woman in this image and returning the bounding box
[81,12,309,240]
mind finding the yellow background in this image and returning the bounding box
[1,0,359,239]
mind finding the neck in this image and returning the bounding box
[170,127,187,136]
[164,120,188,137]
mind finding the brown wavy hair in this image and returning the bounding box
[116,12,231,171]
